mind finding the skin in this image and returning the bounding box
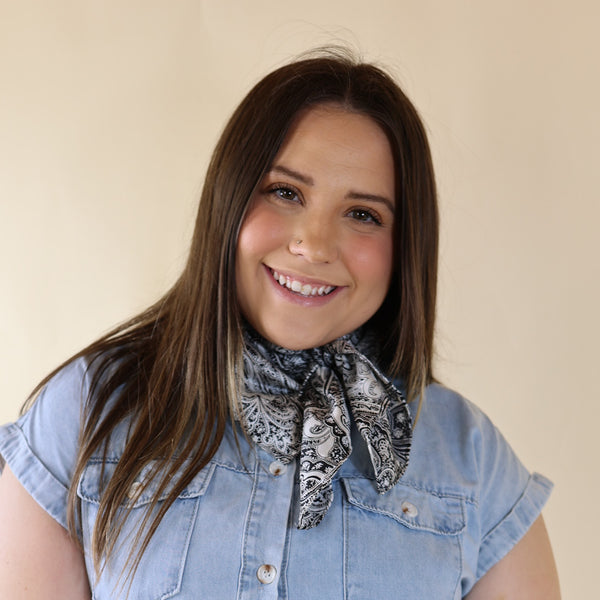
[0,103,560,599]
[0,465,90,599]
[465,515,561,599]
[236,104,396,350]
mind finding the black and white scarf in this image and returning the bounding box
[240,327,412,529]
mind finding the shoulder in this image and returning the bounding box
[411,382,515,458]
[28,357,92,417]
[415,382,493,433]
[406,383,503,484]
[18,356,97,449]
[406,382,548,498]
[16,356,91,433]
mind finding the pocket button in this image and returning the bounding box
[127,481,143,500]
[401,501,418,517]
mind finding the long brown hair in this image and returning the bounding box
[27,48,438,582]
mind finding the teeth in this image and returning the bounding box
[271,270,335,297]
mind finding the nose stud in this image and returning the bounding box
[296,239,303,245]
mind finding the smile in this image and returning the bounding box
[270,269,336,297]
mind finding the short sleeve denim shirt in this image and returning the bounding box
[0,358,552,599]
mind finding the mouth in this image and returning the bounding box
[270,268,337,297]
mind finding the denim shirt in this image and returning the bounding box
[0,358,552,599]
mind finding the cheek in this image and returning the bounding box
[351,235,394,293]
[237,203,285,258]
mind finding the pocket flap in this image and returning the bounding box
[77,458,216,508]
[341,477,465,535]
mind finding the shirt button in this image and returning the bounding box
[256,564,277,584]
[269,461,287,476]
[401,501,418,518]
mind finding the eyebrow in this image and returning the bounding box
[270,164,314,185]
[268,164,395,214]
[346,191,395,214]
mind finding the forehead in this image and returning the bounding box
[271,104,395,194]
[280,103,390,155]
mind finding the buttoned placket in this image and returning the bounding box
[236,448,296,599]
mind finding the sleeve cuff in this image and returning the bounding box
[0,422,70,530]
[476,472,553,579]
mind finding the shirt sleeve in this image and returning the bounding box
[468,399,553,579]
[0,358,89,530]
[413,384,553,594]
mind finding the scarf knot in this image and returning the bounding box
[241,328,412,529]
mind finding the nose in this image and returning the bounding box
[288,218,339,263]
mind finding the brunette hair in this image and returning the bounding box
[27,48,438,583]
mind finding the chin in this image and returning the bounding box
[256,324,338,351]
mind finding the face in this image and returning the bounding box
[235,104,395,350]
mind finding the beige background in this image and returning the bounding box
[1,1,597,596]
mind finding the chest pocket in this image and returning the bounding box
[77,459,216,600]
[341,477,466,600]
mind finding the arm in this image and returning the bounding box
[0,465,91,599]
[465,515,560,600]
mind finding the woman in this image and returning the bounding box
[0,52,559,598]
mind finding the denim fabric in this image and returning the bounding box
[0,358,552,599]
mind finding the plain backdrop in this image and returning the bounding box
[1,1,598,597]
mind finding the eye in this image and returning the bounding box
[347,208,383,225]
[269,185,300,203]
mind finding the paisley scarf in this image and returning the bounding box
[240,327,412,529]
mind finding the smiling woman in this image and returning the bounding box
[0,50,559,599]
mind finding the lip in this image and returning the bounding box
[263,265,344,306]
[268,266,340,288]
